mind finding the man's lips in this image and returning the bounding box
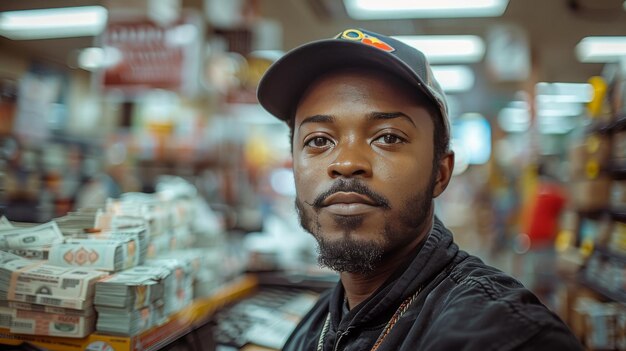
[321,192,380,216]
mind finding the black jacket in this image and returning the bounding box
[283,217,583,351]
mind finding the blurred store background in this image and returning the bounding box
[0,0,625,350]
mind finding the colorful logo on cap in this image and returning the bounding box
[338,29,395,53]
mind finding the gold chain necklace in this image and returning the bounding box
[316,287,422,351]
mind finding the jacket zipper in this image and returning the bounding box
[333,327,353,351]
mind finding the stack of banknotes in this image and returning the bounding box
[0,221,65,261]
[48,237,138,272]
[144,257,194,316]
[94,265,170,335]
[0,250,107,338]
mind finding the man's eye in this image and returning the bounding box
[306,136,333,148]
[374,134,405,144]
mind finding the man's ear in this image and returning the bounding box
[433,151,454,198]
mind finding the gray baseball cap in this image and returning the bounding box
[256,28,450,139]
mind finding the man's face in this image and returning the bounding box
[292,69,446,273]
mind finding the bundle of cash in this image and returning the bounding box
[94,266,169,310]
[94,226,148,266]
[0,217,13,230]
[10,308,96,338]
[102,195,168,238]
[55,210,100,236]
[0,251,40,301]
[4,262,107,310]
[0,221,64,250]
[6,247,50,260]
[144,258,192,315]
[147,235,172,258]
[48,238,138,272]
[95,302,164,336]
[7,301,95,317]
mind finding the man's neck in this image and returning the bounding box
[340,215,434,310]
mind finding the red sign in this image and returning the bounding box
[101,15,200,94]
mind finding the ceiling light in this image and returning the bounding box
[78,47,122,71]
[498,104,530,133]
[431,66,475,93]
[453,113,491,165]
[344,0,509,19]
[576,36,626,63]
[392,35,485,63]
[249,50,285,62]
[535,82,594,103]
[0,6,108,40]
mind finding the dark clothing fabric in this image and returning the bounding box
[283,217,583,351]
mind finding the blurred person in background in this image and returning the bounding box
[520,160,567,307]
[257,28,582,350]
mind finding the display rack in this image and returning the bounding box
[557,66,626,350]
[579,245,626,303]
[0,275,258,351]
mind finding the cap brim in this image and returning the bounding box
[257,39,436,122]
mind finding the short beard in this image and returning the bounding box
[315,235,383,274]
[295,173,436,274]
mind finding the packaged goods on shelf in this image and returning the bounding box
[609,221,626,253]
[582,248,626,302]
[572,178,612,212]
[572,296,626,350]
[569,134,612,179]
[611,180,626,210]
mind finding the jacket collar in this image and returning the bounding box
[329,216,459,329]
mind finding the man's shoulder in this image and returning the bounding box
[419,253,582,350]
[444,253,550,315]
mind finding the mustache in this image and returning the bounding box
[308,179,391,209]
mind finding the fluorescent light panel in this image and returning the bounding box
[431,66,475,92]
[78,46,122,71]
[392,35,485,63]
[344,0,509,19]
[535,82,593,103]
[576,36,626,63]
[0,6,107,40]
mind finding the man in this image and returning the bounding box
[257,28,582,351]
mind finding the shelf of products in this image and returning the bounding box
[559,60,626,351]
[579,246,626,304]
[0,274,257,351]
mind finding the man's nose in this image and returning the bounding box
[327,144,372,179]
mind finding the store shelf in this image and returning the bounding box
[586,120,613,135]
[610,209,626,223]
[0,274,258,351]
[579,247,626,304]
[610,164,626,179]
[579,275,626,304]
[576,209,609,220]
[610,115,626,131]
[594,245,626,263]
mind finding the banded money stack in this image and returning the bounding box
[0,176,228,341]
[0,250,107,338]
[94,265,170,335]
